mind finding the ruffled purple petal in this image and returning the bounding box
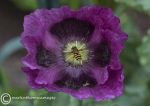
[90,67,109,85]
[72,6,127,69]
[22,67,45,89]
[21,6,127,101]
[23,67,64,91]
[92,67,124,101]
[63,87,92,100]
[35,67,61,85]
[102,29,127,69]
[57,67,123,101]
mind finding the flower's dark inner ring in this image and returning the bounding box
[36,46,56,67]
[55,73,97,90]
[94,41,111,67]
[50,18,95,41]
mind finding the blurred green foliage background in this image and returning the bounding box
[0,0,150,106]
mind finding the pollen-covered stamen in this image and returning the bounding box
[63,41,89,66]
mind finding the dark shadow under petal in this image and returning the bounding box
[36,46,56,67]
[93,41,111,67]
[54,73,97,90]
[50,18,95,41]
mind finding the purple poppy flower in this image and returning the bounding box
[21,6,127,101]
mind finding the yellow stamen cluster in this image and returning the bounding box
[63,41,89,66]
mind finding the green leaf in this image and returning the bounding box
[92,0,116,9]
[30,90,70,106]
[115,5,142,83]
[138,30,150,72]
[69,96,82,106]
[95,100,115,106]
[0,37,22,63]
[11,0,38,11]
[115,0,150,15]
[29,90,86,106]
[61,0,81,9]
[113,95,146,106]
[0,67,9,89]
[82,99,95,106]
[81,0,93,5]
[13,100,32,106]
[29,90,53,106]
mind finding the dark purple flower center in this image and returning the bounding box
[94,41,111,67]
[36,46,55,67]
[55,73,97,90]
[50,18,95,41]
[36,17,111,89]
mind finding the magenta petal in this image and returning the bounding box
[21,6,127,101]
[91,67,109,85]
[92,67,124,101]
[35,67,61,85]
[22,8,64,52]
[22,54,37,70]
[102,29,127,69]
[88,29,103,46]
[68,88,92,100]
[21,36,37,53]
[42,31,61,53]
[23,12,41,38]
[22,67,45,89]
